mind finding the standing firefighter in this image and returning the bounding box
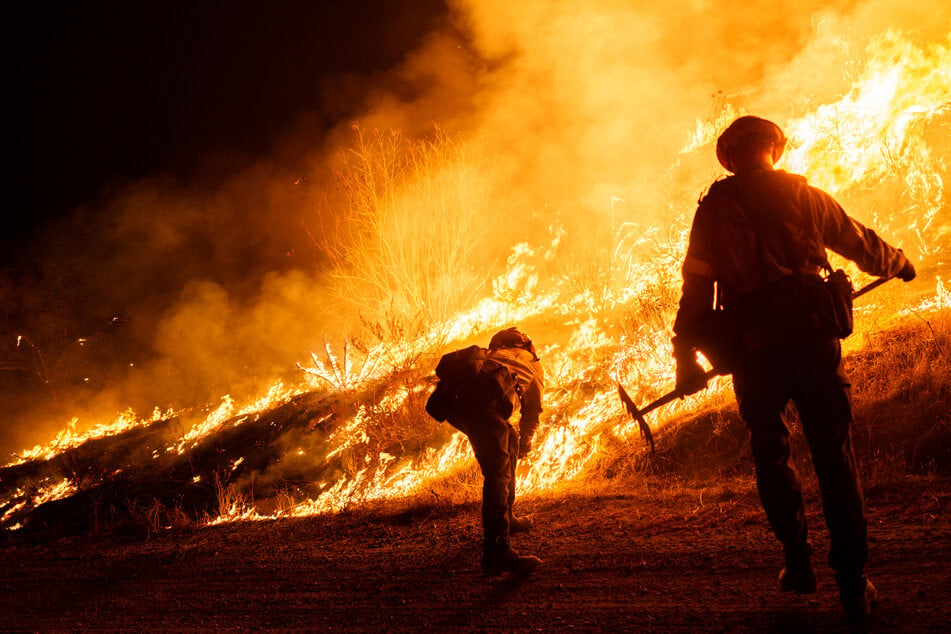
[426,327,544,575]
[672,116,916,622]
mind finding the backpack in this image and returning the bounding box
[715,176,856,344]
[425,345,520,422]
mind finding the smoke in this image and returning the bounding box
[0,158,339,454]
[426,0,850,221]
[437,0,948,224]
[2,0,948,456]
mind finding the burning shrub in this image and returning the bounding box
[313,126,505,336]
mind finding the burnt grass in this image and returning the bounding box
[1,317,950,630]
[0,390,358,539]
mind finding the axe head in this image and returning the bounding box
[617,383,655,454]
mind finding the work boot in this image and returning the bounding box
[509,515,534,535]
[481,540,542,576]
[836,574,878,623]
[778,552,817,594]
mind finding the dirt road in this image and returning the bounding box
[1,476,948,632]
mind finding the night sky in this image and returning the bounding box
[2,1,448,256]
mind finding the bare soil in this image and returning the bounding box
[1,475,948,632]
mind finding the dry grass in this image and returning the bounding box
[126,498,192,538]
[358,376,453,457]
[313,126,502,339]
[848,309,951,474]
[559,308,951,506]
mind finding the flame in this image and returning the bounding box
[10,407,171,466]
[267,24,951,520]
[1,479,78,527]
[784,32,950,195]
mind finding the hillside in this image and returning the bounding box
[1,311,949,630]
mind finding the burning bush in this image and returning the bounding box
[313,125,507,337]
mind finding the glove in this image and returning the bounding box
[675,355,709,397]
[518,416,537,457]
[897,256,916,282]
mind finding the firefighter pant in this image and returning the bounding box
[732,335,868,577]
[449,406,519,545]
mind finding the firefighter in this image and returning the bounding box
[446,327,544,575]
[672,115,916,622]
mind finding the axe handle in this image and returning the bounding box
[637,368,720,418]
[851,276,892,300]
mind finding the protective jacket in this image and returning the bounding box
[673,166,910,354]
[485,346,544,443]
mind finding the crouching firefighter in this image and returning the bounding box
[672,116,916,622]
[426,327,544,575]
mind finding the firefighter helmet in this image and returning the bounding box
[715,115,786,172]
[489,327,538,359]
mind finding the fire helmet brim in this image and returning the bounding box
[715,115,786,172]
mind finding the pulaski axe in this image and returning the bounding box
[618,275,895,456]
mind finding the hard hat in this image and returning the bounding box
[489,327,538,359]
[715,115,786,172]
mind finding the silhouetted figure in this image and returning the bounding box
[672,116,916,622]
[444,327,544,575]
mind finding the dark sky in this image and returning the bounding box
[2,0,448,253]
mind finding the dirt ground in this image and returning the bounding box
[1,475,948,632]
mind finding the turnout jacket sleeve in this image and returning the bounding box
[672,272,715,353]
[803,186,910,279]
[487,347,544,436]
[672,204,718,351]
